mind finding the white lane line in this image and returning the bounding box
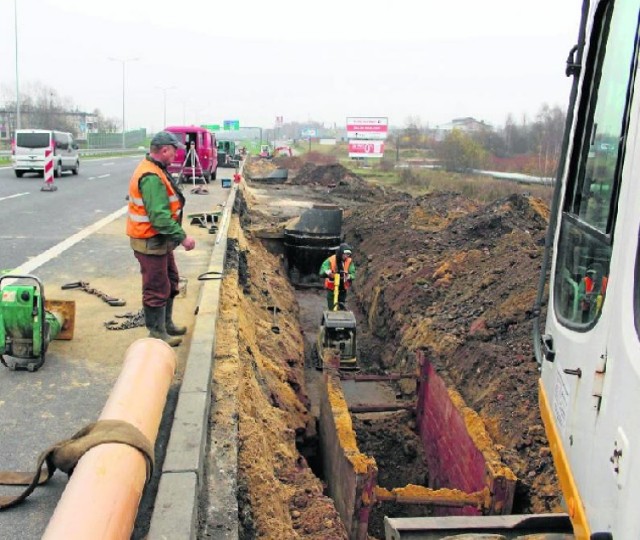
[88,176,96,180]
[102,162,114,166]
[2,205,128,287]
[0,192,29,202]
[97,174,111,179]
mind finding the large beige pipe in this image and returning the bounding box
[43,338,176,539]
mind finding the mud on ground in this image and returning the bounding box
[222,158,560,538]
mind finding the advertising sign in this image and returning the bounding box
[301,128,317,138]
[346,117,388,140]
[348,140,385,159]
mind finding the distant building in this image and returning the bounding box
[0,108,99,141]
[433,117,492,142]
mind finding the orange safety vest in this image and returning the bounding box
[324,255,352,290]
[126,159,182,239]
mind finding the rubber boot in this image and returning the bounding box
[144,305,182,347]
[165,297,187,336]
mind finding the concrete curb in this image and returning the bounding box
[148,174,240,540]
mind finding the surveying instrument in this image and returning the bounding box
[180,141,209,195]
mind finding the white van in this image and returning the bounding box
[13,129,80,178]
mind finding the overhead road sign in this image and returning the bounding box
[201,124,220,131]
[223,120,240,131]
[346,116,388,140]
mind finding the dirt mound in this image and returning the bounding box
[342,192,561,514]
[287,163,394,203]
[289,163,363,187]
[244,157,278,179]
[273,155,305,170]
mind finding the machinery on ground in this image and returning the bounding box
[0,275,75,372]
[274,146,293,157]
[315,272,358,370]
[259,144,272,159]
[315,310,357,370]
[217,140,241,168]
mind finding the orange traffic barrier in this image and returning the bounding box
[43,338,176,539]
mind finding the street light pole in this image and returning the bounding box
[14,0,20,130]
[109,56,138,149]
[155,86,176,128]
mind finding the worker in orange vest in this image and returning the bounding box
[579,267,608,322]
[127,131,196,347]
[319,243,356,310]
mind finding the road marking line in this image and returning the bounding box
[88,176,96,180]
[97,174,111,179]
[0,192,29,202]
[102,162,114,166]
[1,205,128,287]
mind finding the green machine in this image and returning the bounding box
[0,275,75,372]
[217,140,240,168]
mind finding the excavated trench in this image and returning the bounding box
[227,159,562,539]
[295,289,435,538]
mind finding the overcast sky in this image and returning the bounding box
[0,0,584,133]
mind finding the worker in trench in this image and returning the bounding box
[320,243,356,310]
[126,131,196,347]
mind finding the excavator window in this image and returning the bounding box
[554,0,635,329]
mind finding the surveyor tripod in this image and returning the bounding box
[180,142,209,194]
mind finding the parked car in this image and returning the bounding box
[13,129,80,178]
[164,126,218,183]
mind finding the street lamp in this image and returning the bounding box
[14,0,20,130]
[109,56,138,149]
[155,86,176,128]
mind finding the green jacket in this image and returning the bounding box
[320,256,356,288]
[130,156,186,255]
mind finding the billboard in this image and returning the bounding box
[348,140,385,158]
[301,128,317,138]
[346,117,388,140]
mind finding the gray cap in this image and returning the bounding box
[150,131,185,149]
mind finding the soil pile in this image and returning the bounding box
[342,192,560,513]
[289,163,394,203]
[244,158,278,179]
[290,163,362,187]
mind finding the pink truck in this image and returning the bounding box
[164,125,218,183]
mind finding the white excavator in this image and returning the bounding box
[386,1,639,538]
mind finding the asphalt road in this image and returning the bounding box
[0,157,234,538]
[0,155,147,272]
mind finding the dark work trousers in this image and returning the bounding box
[326,288,347,310]
[134,250,180,308]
